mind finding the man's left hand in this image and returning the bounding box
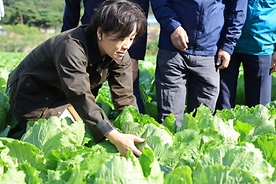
[216,49,231,70]
[270,51,276,73]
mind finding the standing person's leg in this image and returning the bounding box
[216,52,241,110]
[128,1,148,114]
[133,69,145,114]
[186,55,219,114]
[155,49,187,127]
[242,54,272,107]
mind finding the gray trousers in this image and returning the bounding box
[155,49,219,127]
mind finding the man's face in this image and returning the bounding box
[97,26,137,61]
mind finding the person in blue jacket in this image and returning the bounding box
[61,0,149,114]
[216,0,276,110]
[151,0,247,127]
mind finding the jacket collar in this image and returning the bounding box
[83,25,113,66]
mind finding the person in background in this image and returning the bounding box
[0,0,4,20]
[61,0,149,114]
[216,0,276,110]
[151,0,247,127]
[7,0,147,157]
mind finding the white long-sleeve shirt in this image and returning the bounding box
[0,0,4,20]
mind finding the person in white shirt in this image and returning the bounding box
[0,0,4,20]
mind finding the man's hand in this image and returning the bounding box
[106,129,145,157]
[270,52,276,73]
[216,49,231,70]
[171,26,189,51]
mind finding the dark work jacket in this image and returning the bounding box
[61,0,149,60]
[7,25,137,142]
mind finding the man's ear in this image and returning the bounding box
[97,27,102,40]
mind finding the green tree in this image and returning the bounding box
[2,0,64,29]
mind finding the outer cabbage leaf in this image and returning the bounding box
[173,128,224,169]
[233,120,255,144]
[181,104,215,131]
[139,148,164,182]
[94,150,163,184]
[18,163,43,184]
[21,117,85,157]
[164,165,193,184]
[113,106,162,132]
[0,138,46,171]
[200,143,274,183]
[216,105,275,135]
[193,164,258,184]
[140,123,173,146]
[142,136,179,170]
[213,117,240,144]
[162,113,176,134]
[253,134,276,179]
[47,152,114,183]
[0,168,26,184]
[20,117,85,170]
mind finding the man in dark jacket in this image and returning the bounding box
[7,0,147,157]
[151,0,247,127]
[61,0,149,114]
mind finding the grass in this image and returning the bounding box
[0,24,159,54]
[0,52,27,71]
[0,25,57,53]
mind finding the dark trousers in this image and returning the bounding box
[155,49,219,127]
[217,52,272,110]
[133,71,145,114]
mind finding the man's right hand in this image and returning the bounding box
[106,129,145,157]
[171,26,189,51]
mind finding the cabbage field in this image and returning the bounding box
[1,51,276,183]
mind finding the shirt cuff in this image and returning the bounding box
[91,119,115,143]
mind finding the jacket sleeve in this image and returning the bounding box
[218,0,247,55]
[108,52,138,112]
[55,40,115,143]
[151,0,181,36]
[61,0,82,32]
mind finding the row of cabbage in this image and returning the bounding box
[0,52,276,183]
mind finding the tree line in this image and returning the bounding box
[2,0,65,29]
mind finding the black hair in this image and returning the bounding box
[86,0,147,41]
